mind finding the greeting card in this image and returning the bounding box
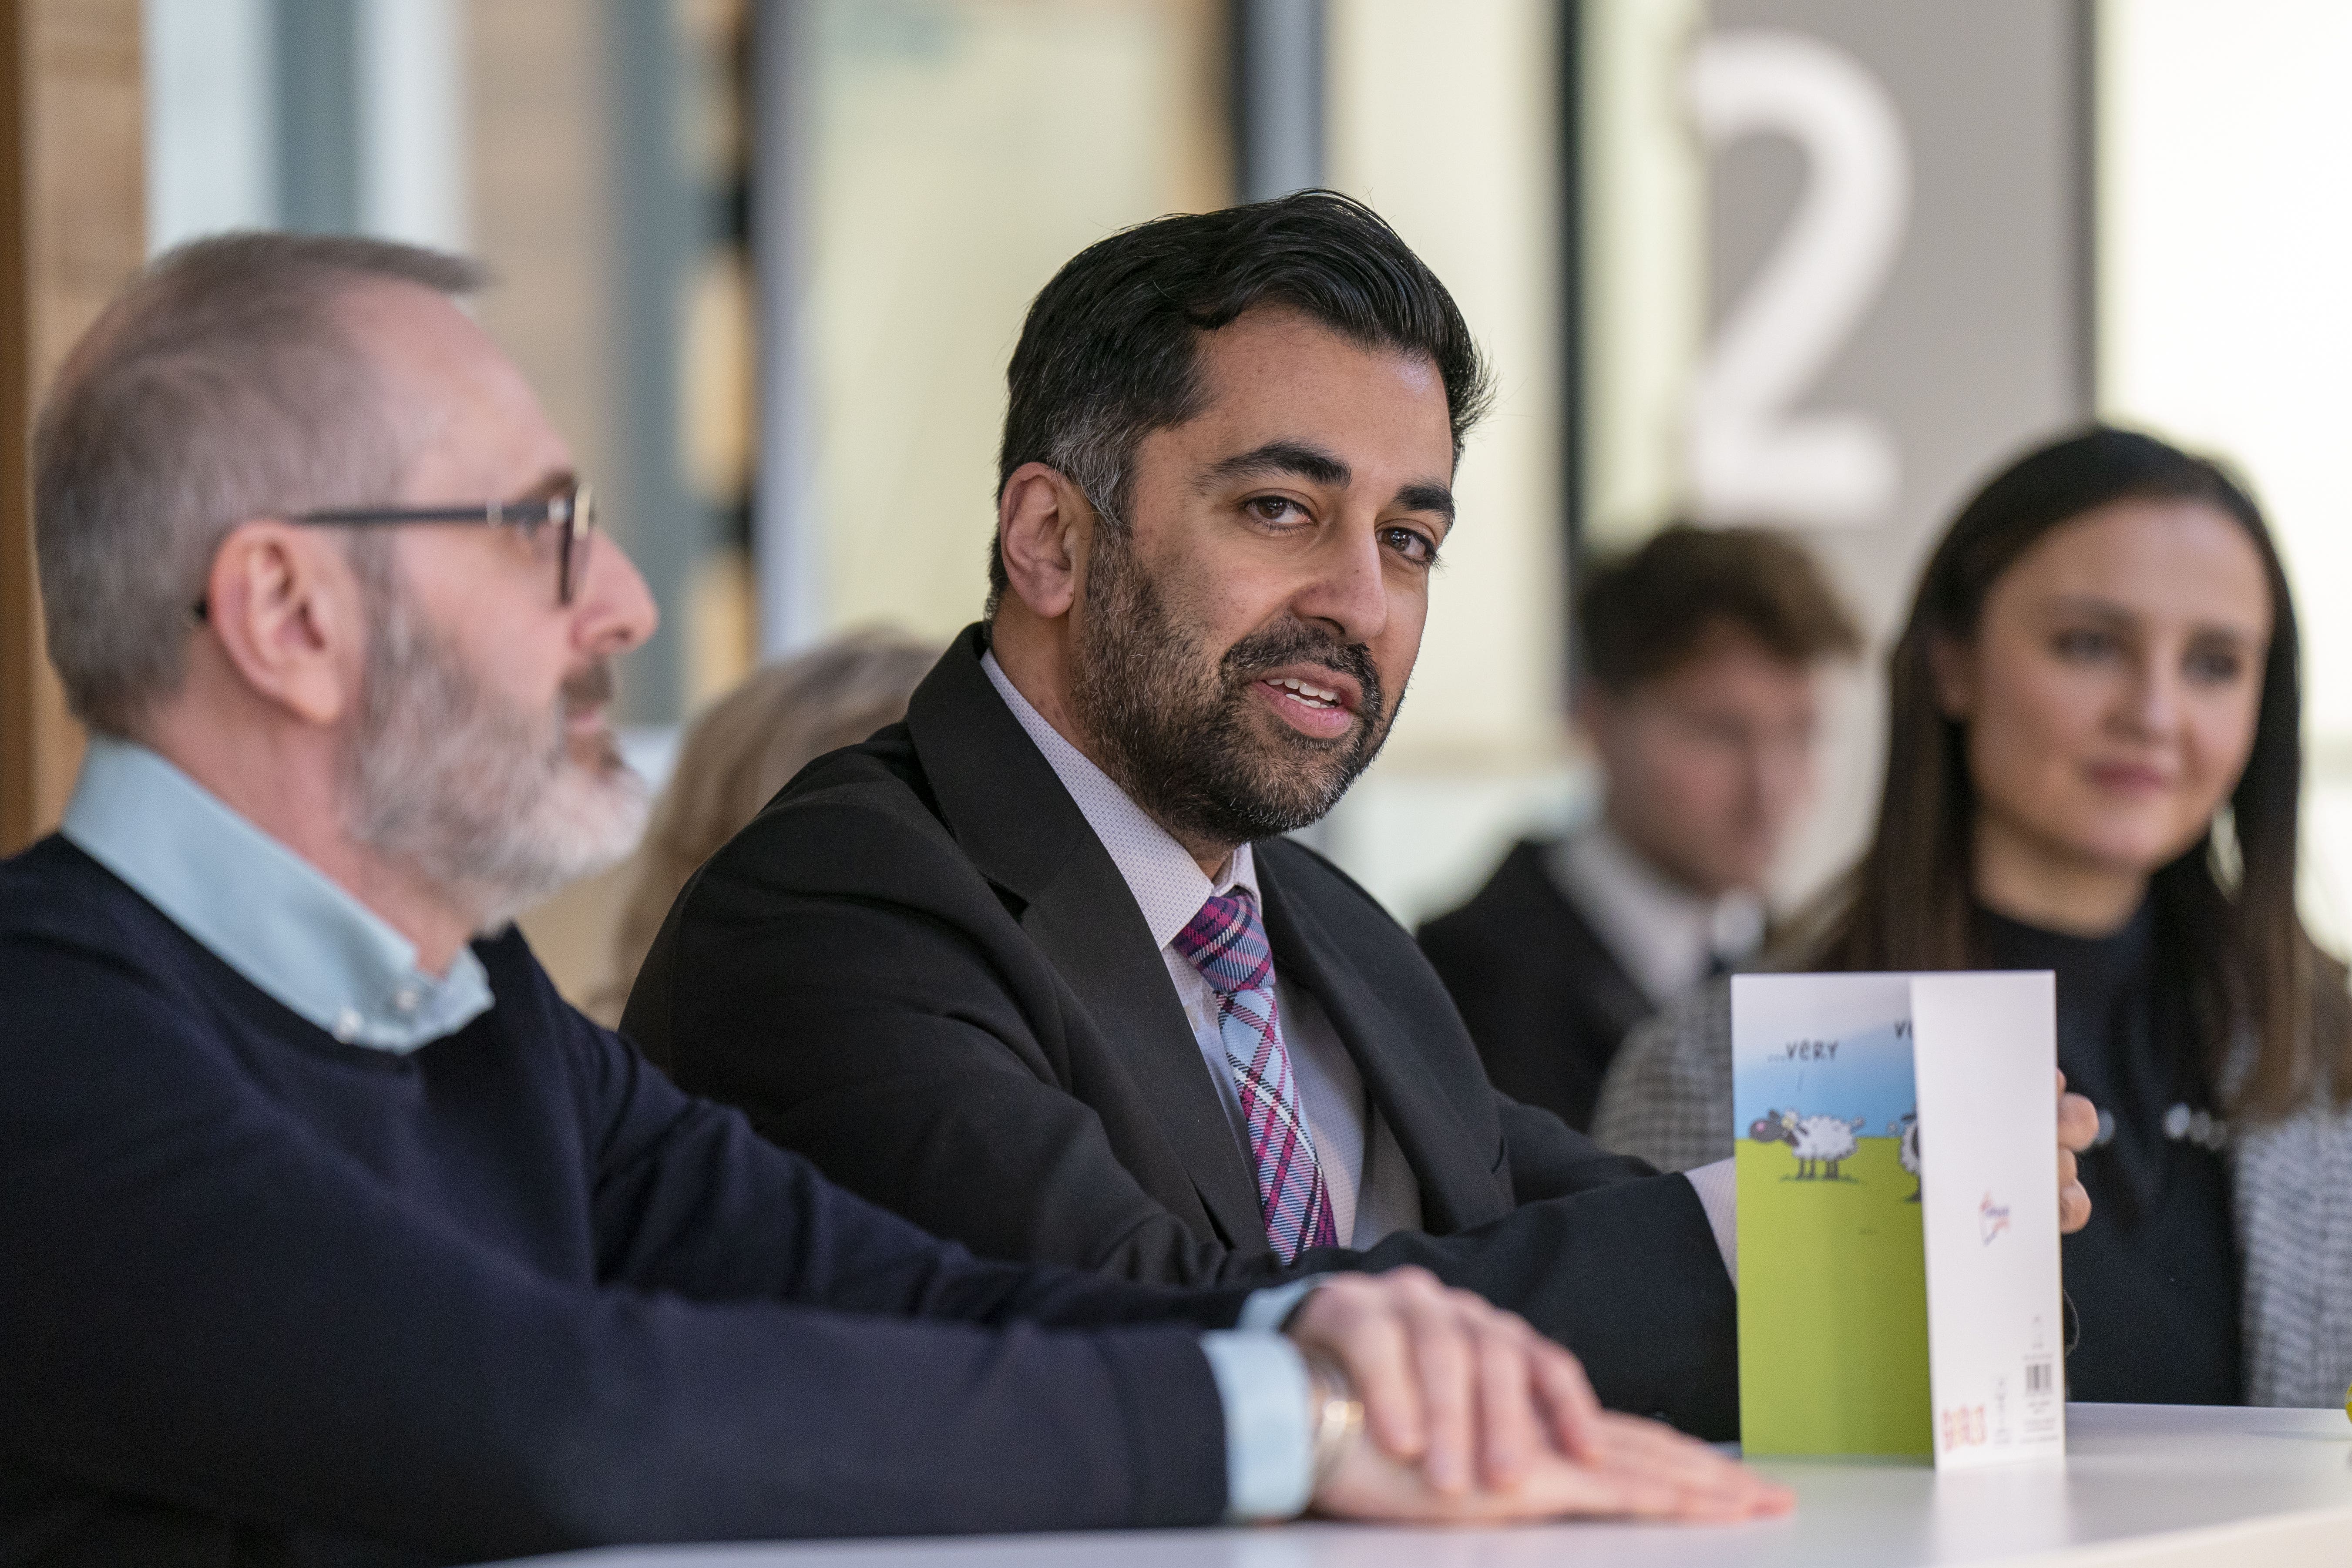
[1732,971,2064,1467]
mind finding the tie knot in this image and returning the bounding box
[1173,889,1273,996]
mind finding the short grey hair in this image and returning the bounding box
[33,230,484,735]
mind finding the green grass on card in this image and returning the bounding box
[1736,1136,1932,1457]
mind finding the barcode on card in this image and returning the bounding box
[2024,1357,2055,1396]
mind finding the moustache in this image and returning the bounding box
[561,661,616,718]
[1220,621,1384,725]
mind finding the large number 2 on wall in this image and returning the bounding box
[1686,30,1911,530]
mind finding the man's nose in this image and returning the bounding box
[1292,520,1390,645]
[573,532,659,657]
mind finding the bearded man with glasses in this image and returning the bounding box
[0,232,1787,1565]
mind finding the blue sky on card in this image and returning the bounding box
[1731,1017,1919,1137]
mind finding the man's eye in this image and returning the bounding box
[1246,496,1305,525]
[1382,526,1436,565]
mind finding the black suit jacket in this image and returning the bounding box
[626,626,1737,1436]
[1417,838,1656,1132]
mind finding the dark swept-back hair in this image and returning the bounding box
[1577,522,1861,694]
[1811,425,2349,1119]
[987,188,1492,609]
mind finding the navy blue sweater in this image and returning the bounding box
[0,837,1244,1566]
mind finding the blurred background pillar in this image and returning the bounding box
[0,0,144,853]
[1233,0,1322,200]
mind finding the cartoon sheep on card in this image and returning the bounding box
[1748,1108,1866,1180]
[1891,1111,1921,1202]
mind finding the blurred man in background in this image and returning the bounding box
[1420,525,1860,1132]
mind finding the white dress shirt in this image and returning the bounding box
[1550,821,1766,1007]
[982,651,1423,1247]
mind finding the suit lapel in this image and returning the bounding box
[905,628,1271,1256]
[1017,876,1271,1253]
[1539,854,1657,1036]
[1257,861,1502,1233]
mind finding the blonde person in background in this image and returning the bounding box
[589,631,938,1024]
[1593,426,2352,1413]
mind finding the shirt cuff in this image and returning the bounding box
[1683,1159,1737,1286]
[1235,1274,1326,1331]
[1199,1330,1315,1522]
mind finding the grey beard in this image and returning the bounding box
[344,581,647,933]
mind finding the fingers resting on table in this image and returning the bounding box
[1284,1267,1793,1524]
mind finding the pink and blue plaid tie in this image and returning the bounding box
[1172,888,1337,1262]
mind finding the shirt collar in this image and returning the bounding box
[979,650,1256,946]
[1549,819,1764,1005]
[60,735,494,1052]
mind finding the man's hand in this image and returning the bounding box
[1284,1268,1792,1523]
[2058,1070,2097,1235]
[1317,1408,1792,1524]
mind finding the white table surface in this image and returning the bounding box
[495,1403,2352,1568]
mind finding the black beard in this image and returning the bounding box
[1068,532,1396,848]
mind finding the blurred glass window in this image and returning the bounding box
[773,0,1229,648]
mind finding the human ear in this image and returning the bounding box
[200,522,362,727]
[1927,633,1976,721]
[996,462,1097,622]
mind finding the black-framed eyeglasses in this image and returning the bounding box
[294,475,599,606]
[194,475,603,622]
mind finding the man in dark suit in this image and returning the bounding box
[625,191,1771,1431]
[3,232,1786,1566]
[627,194,2096,1446]
[1419,525,1861,1130]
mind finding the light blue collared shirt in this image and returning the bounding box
[59,736,494,1053]
[57,735,1327,1519]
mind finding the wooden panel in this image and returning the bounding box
[0,0,141,853]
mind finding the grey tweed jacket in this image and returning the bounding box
[1593,979,2352,1410]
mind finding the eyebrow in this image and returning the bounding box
[1200,440,1351,490]
[1198,440,1457,524]
[1396,481,1457,525]
[2043,594,2261,640]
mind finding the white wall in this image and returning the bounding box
[2098,0,2352,950]
[2107,0,2352,950]
[144,0,467,255]
[357,0,468,251]
[144,0,278,253]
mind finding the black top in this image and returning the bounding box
[1977,901,2242,1404]
[1,835,1241,1567]
[626,625,1742,1438]
[1417,839,1657,1132]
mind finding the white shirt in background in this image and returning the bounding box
[1550,821,1766,1007]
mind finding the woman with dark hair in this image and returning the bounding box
[1593,426,2352,1409]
